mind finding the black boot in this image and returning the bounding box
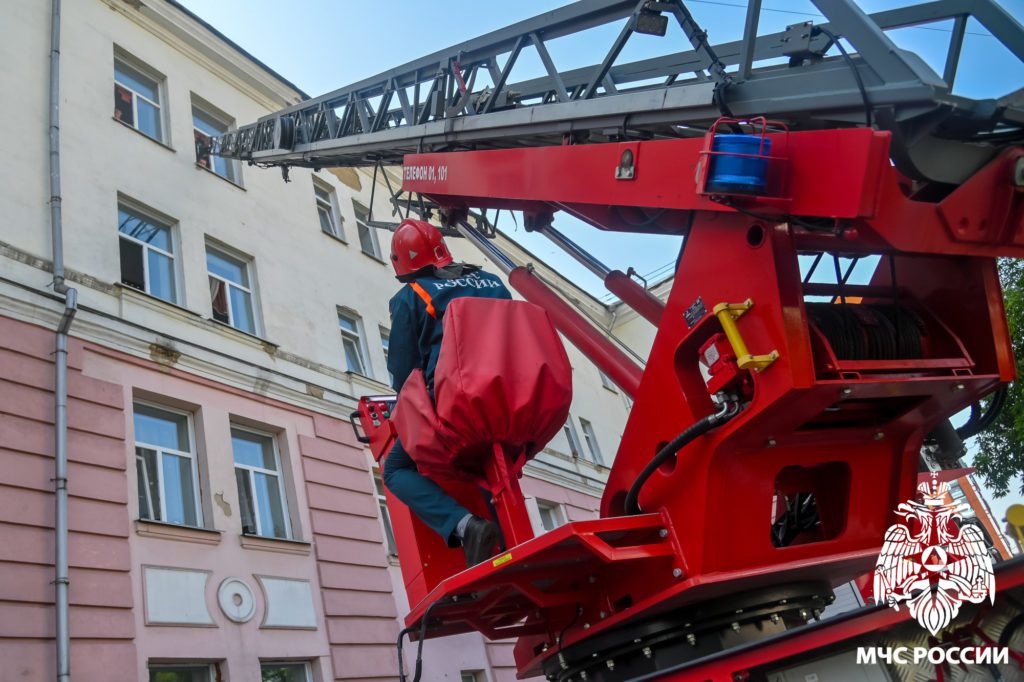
[461,516,499,567]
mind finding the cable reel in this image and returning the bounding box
[806,302,927,362]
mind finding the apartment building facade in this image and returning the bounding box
[0,1,641,680]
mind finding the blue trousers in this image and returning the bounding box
[382,438,471,547]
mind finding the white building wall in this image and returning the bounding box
[0,0,645,679]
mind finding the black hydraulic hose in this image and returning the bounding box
[625,401,739,515]
[957,387,1008,441]
[396,625,413,682]
[397,598,442,682]
[814,27,872,128]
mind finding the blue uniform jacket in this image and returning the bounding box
[387,269,512,392]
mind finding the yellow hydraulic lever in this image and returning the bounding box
[712,299,779,372]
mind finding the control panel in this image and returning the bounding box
[350,395,399,461]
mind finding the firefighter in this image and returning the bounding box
[383,218,510,566]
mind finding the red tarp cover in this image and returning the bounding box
[392,298,573,479]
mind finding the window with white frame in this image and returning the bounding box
[134,403,202,527]
[598,370,618,393]
[338,310,370,376]
[118,203,177,303]
[460,672,485,682]
[149,663,216,682]
[192,102,237,182]
[352,201,382,259]
[379,326,392,384]
[536,500,566,532]
[562,419,583,459]
[314,179,344,239]
[232,428,291,539]
[207,244,257,335]
[114,54,164,142]
[579,418,605,465]
[260,661,312,682]
[374,470,398,556]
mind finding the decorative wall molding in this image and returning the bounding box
[255,576,317,629]
[143,565,215,626]
[135,519,223,546]
[239,534,313,556]
[217,577,256,623]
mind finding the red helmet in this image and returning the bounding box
[390,219,454,277]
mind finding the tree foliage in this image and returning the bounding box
[972,258,1024,496]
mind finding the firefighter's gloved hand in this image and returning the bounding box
[460,516,500,567]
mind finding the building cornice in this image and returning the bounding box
[0,241,614,490]
[101,0,305,112]
[0,270,360,418]
[1,277,610,495]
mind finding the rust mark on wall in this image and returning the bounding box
[149,342,181,367]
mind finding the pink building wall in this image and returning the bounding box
[0,313,602,681]
[0,315,136,680]
[0,314,401,680]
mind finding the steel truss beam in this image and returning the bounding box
[209,0,1024,184]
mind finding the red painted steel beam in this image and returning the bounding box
[605,270,665,325]
[404,130,1024,258]
[403,129,888,218]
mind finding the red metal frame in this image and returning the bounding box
[377,128,1024,678]
[405,128,1024,255]
[357,396,542,607]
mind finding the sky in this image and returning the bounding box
[176,1,1024,524]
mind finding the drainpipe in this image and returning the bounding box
[49,0,78,679]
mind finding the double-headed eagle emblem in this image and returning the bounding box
[873,474,995,635]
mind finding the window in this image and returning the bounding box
[353,201,382,259]
[192,102,237,182]
[460,672,484,682]
[119,203,177,303]
[562,419,583,459]
[374,471,397,556]
[207,245,257,335]
[232,428,291,539]
[338,311,369,376]
[314,180,344,239]
[579,418,604,465]
[261,662,312,682]
[114,55,164,141]
[134,403,202,527]
[536,500,565,532]
[379,327,392,384]
[598,370,618,393]
[149,664,214,682]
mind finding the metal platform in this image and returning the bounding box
[404,513,676,641]
[404,511,880,678]
[412,540,1024,681]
